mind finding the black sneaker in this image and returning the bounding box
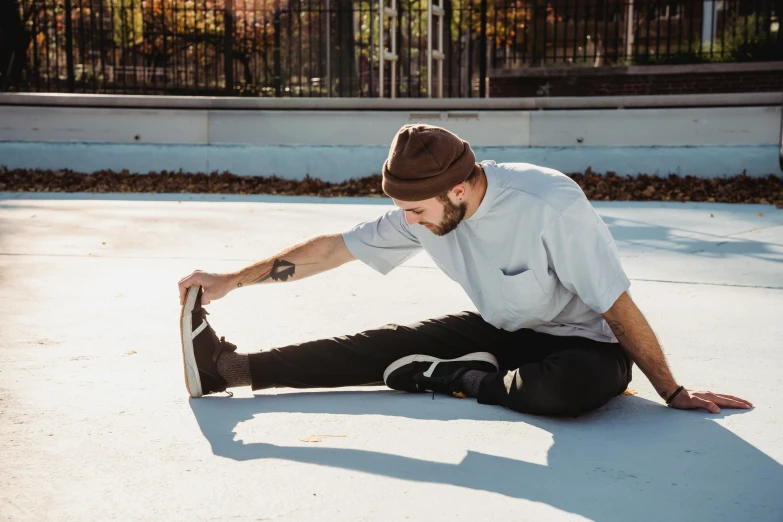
[180,285,238,398]
[383,352,499,399]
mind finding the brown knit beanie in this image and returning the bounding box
[382,124,476,201]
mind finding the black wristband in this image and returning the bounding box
[666,385,685,404]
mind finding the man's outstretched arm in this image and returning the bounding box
[178,233,356,305]
[602,292,753,413]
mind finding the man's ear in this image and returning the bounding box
[451,183,467,200]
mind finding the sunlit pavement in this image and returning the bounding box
[1,193,782,521]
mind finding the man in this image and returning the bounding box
[178,124,752,416]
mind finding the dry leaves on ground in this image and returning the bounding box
[1,167,781,206]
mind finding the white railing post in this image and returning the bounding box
[379,0,398,98]
[625,0,635,61]
[428,0,445,97]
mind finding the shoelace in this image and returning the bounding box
[213,335,237,363]
[417,374,467,400]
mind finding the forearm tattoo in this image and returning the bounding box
[237,258,315,287]
[607,320,626,337]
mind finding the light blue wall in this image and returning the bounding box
[0,142,778,179]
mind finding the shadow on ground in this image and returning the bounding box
[602,215,783,262]
[190,390,781,521]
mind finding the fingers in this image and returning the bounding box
[178,271,201,305]
[714,394,753,407]
[692,397,721,414]
[670,389,753,414]
[707,393,753,409]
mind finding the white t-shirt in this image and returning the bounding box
[342,160,631,343]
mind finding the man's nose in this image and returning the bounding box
[405,212,418,225]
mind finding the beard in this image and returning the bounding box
[430,196,468,236]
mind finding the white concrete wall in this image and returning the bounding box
[0,104,779,178]
[528,107,778,147]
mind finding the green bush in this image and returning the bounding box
[713,13,783,62]
[632,49,710,66]
[631,13,782,65]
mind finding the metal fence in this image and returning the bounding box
[3,0,781,97]
[491,0,783,68]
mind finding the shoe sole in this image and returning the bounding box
[180,286,203,398]
[383,352,499,385]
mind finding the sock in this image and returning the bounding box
[216,351,252,388]
[459,370,488,397]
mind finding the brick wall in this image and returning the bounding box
[489,62,783,97]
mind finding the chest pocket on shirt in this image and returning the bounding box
[498,269,548,318]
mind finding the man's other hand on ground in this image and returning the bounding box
[668,388,753,414]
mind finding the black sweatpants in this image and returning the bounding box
[248,311,633,417]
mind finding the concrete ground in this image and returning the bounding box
[1,193,782,522]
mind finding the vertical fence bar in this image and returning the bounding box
[242,0,249,92]
[656,0,662,60]
[596,0,606,67]
[479,0,486,97]
[427,0,432,96]
[88,0,97,91]
[32,3,40,91]
[225,0,234,93]
[369,0,374,96]
[49,0,60,92]
[507,0,512,67]
[130,0,138,89]
[613,0,619,63]
[263,0,269,93]
[677,0,683,56]
[666,0,672,58]
[392,0,397,98]
[160,0,166,91]
[319,0,325,96]
[77,0,85,91]
[572,0,578,64]
[552,0,557,64]
[437,0,443,96]
[467,3,473,96]
[297,1,302,96]
[408,2,412,96]
[100,0,108,92]
[379,0,384,97]
[307,0,312,95]
[193,0,199,90]
[626,0,634,62]
[608,0,620,65]
[64,0,75,90]
[53,0,61,90]
[288,0,293,95]
[274,4,281,96]
[494,3,499,68]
